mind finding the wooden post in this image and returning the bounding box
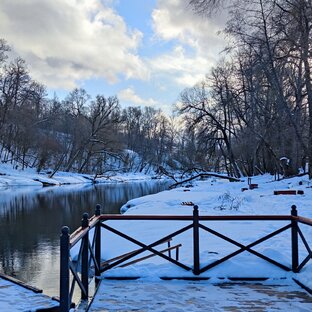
[81,212,89,300]
[193,205,200,275]
[60,226,70,312]
[95,205,101,278]
[291,205,299,273]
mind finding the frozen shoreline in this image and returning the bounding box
[0,163,160,189]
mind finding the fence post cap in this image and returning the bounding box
[81,212,89,228]
[95,204,101,216]
[193,205,198,211]
[61,226,70,235]
[291,205,297,216]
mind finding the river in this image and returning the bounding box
[0,180,169,297]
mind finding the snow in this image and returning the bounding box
[0,163,159,188]
[96,174,312,291]
[0,277,58,311]
[90,278,312,311]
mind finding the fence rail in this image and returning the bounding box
[59,204,312,312]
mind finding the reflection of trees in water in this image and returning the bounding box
[0,181,168,285]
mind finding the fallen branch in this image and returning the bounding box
[158,166,178,182]
[169,172,241,189]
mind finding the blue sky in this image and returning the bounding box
[0,0,227,114]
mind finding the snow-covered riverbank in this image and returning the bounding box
[0,163,159,189]
[98,174,312,290]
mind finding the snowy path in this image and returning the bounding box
[89,278,312,311]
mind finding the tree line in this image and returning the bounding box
[182,0,312,178]
[0,39,198,176]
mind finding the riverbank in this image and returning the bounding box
[0,163,160,189]
[0,178,169,303]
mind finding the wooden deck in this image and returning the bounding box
[0,275,58,311]
[87,278,312,311]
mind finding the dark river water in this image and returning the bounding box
[0,180,168,297]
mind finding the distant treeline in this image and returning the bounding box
[0,39,194,176]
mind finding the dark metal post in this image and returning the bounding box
[291,205,299,273]
[193,205,200,275]
[81,212,89,300]
[60,226,70,312]
[95,205,101,277]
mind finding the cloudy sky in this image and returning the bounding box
[0,0,227,113]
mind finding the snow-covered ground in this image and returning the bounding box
[90,278,312,312]
[95,174,312,291]
[0,277,58,311]
[0,163,157,188]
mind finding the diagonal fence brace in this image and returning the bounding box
[199,223,292,273]
[100,223,193,272]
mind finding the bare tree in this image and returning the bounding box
[179,76,241,178]
[189,0,225,15]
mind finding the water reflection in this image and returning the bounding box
[0,181,168,297]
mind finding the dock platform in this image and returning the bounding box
[87,278,312,311]
[0,274,58,311]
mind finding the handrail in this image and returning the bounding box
[70,215,101,247]
[59,204,312,312]
[98,214,293,221]
[297,216,312,226]
[68,214,295,248]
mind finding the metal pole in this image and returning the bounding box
[81,212,89,300]
[95,205,101,278]
[60,226,70,312]
[291,205,299,273]
[193,205,200,275]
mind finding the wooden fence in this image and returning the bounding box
[59,204,312,311]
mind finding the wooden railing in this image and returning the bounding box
[59,205,312,311]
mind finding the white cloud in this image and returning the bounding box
[150,45,213,87]
[150,0,227,88]
[118,87,157,106]
[0,0,149,89]
[152,0,227,54]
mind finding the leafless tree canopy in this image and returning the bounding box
[180,0,312,178]
[188,0,224,15]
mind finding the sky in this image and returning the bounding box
[0,0,227,114]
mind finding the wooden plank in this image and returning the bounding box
[161,277,210,281]
[274,190,297,195]
[99,215,292,221]
[119,244,182,268]
[297,216,312,226]
[70,215,100,247]
[0,272,43,293]
[101,238,173,267]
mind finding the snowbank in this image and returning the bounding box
[0,163,159,189]
[98,174,312,289]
